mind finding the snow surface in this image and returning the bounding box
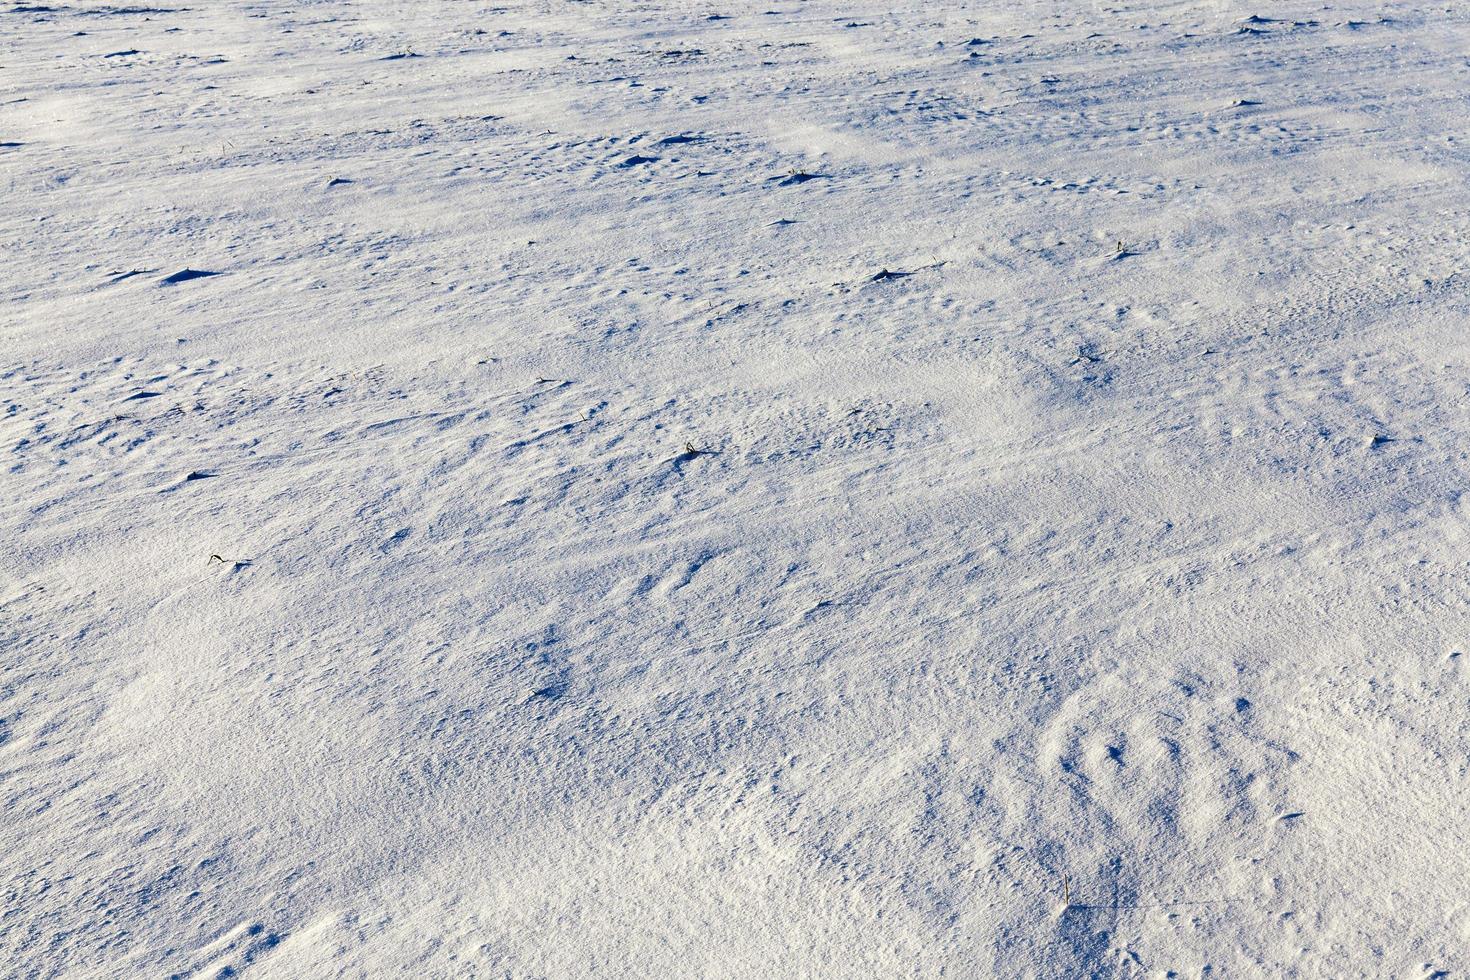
[4,0,1470,976]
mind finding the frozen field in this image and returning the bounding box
[4,0,1470,976]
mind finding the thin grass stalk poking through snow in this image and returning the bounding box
[1052,869,1072,919]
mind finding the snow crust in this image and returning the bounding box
[4,0,1470,975]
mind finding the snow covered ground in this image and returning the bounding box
[4,0,1470,975]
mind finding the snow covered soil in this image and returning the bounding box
[4,0,1470,976]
